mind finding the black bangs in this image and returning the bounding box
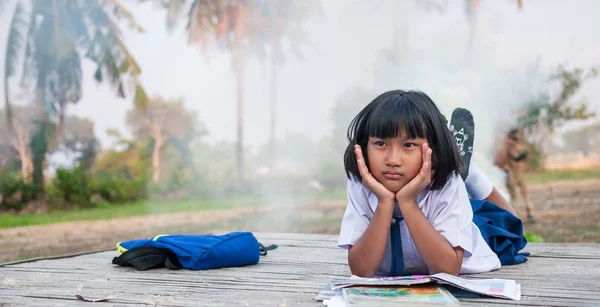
[365,94,427,140]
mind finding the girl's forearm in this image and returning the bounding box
[400,202,463,275]
[348,201,394,277]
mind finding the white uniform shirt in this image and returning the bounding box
[337,172,501,275]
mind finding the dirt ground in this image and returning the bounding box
[0,179,598,263]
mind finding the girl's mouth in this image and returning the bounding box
[383,172,402,179]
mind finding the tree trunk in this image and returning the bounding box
[269,59,277,173]
[10,124,33,183]
[235,60,244,187]
[152,135,163,183]
[17,140,33,183]
[233,1,246,190]
[31,84,48,199]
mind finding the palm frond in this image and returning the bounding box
[187,0,228,49]
[4,1,27,83]
[164,0,186,32]
[106,21,142,75]
[134,83,148,113]
[4,2,29,129]
[82,1,147,110]
[103,0,145,32]
[19,12,35,89]
[57,49,82,103]
[183,0,322,63]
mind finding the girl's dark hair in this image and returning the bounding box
[343,90,462,190]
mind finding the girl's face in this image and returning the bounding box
[366,131,427,193]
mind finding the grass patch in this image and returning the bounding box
[0,189,348,229]
[0,197,260,229]
[525,169,600,184]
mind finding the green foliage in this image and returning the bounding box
[519,66,598,140]
[0,169,36,211]
[94,136,152,180]
[525,232,545,243]
[51,166,92,206]
[90,176,148,204]
[47,165,148,209]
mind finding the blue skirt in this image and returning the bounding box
[471,199,530,265]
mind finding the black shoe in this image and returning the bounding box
[449,108,475,181]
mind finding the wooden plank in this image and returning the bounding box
[0,233,599,306]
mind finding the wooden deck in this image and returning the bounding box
[0,232,599,306]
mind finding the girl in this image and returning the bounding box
[337,90,522,278]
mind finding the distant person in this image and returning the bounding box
[494,128,534,223]
[337,90,527,278]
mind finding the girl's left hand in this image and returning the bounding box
[395,143,432,207]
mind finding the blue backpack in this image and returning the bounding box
[112,232,277,271]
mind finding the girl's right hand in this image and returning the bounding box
[354,145,396,204]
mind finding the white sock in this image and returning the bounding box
[464,161,494,200]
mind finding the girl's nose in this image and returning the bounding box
[386,149,402,167]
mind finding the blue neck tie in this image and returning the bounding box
[389,216,404,276]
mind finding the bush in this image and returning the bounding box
[90,176,148,204]
[0,169,36,211]
[52,166,92,207]
[49,167,148,208]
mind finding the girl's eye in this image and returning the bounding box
[374,141,386,147]
[404,142,416,148]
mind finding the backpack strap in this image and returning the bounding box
[259,243,278,256]
[112,246,182,271]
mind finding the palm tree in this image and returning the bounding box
[150,0,321,188]
[262,1,322,173]
[2,0,149,197]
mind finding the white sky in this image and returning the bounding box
[1,0,599,153]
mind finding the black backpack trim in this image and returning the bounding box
[112,246,183,271]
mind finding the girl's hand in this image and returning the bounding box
[396,143,432,207]
[354,145,395,204]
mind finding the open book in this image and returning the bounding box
[328,272,521,301]
[342,285,461,307]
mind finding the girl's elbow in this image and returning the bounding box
[348,248,378,277]
[430,259,462,276]
[350,265,377,278]
[348,255,377,277]
[442,266,461,276]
